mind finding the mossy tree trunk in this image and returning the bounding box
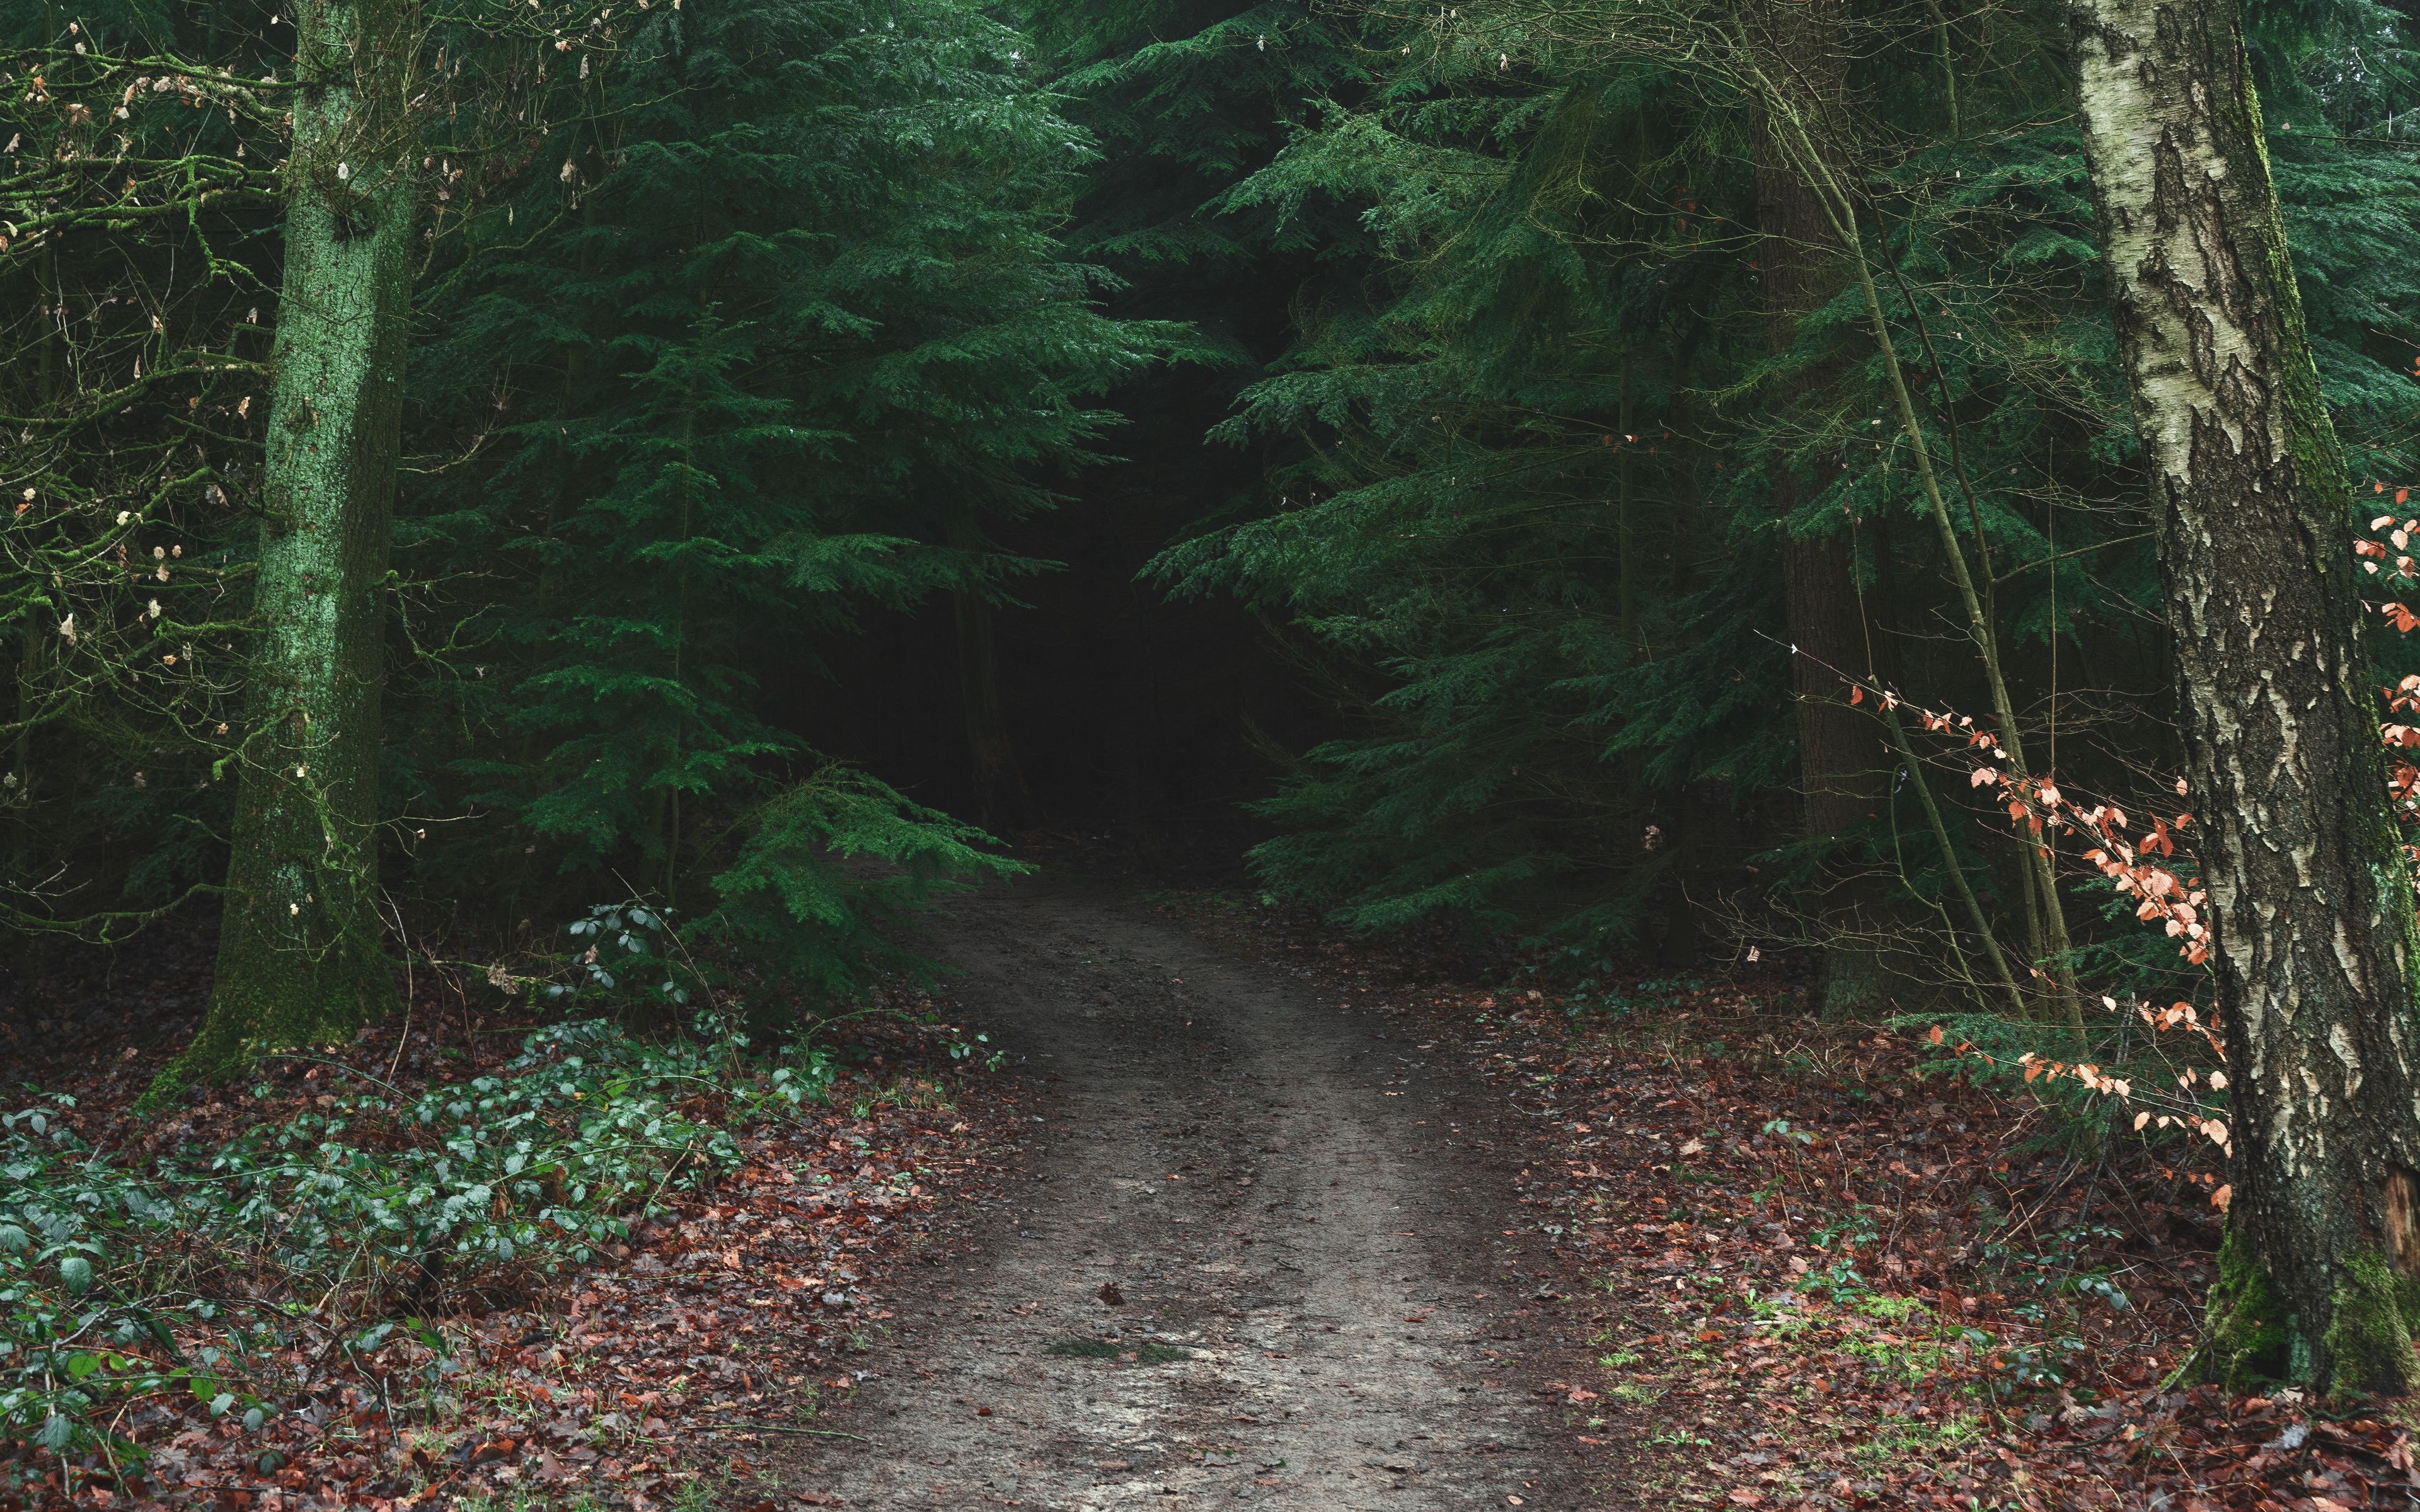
[178,0,417,1081]
[2068,0,2420,1394]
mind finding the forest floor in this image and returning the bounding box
[768,864,2420,1512]
[12,860,2420,1510]
[776,870,1579,1511]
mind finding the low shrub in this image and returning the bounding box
[0,1016,831,1463]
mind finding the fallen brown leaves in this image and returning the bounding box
[0,951,1014,1512]
[1160,894,2420,1512]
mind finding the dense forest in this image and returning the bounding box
[13,0,2420,1503]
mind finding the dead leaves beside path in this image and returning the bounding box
[28,891,2420,1512]
[1160,893,2420,1512]
[4,980,1017,1512]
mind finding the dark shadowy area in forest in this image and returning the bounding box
[797,486,1330,857]
[797,272,1338,856]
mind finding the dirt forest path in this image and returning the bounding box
[780,871,1583,1509]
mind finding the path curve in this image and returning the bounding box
[780,872,1577,1509]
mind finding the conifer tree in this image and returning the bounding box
[1148,0,2420,1019]
[1742,0,1899,1017]
[400,0,1162,994]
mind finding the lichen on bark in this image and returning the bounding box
[2066,0,2420,1390]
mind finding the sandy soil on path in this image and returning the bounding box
[777,871,1583,1510]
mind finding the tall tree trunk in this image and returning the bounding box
[1617,349,1639,662]
[952,586,1027,831]
[2070,0,2420,1394]
[945,515,1027,830]
[1746,0,1893,1019]
[1738,49,2092,1045]
[175,0,415,1083]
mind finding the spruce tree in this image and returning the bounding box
[1149,0,2420,1019]
[1741,0,1903,1018]
[400,0,1163,996]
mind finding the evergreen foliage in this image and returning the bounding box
[2,0,1168,1031]
[393,0,1166,1000]
[11,0,2420,1063]
[1032,0,1369,289]
[1143,0,2420,985]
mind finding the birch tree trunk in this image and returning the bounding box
[177,0,415,1080]
[2069,0,2420,1392]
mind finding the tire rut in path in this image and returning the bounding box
[779,874,1574,1509]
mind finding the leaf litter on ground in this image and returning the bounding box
[14,893,2419,1512]
[1155,891,2420,1512]
[0,932,1016,1512]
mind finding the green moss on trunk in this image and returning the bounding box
[2324,1252,2420,1397]
[2070,0,2420,1394]
[2204,1227,2291,1390]
[2202,1232,2420,1397]
[159,0,415,1094]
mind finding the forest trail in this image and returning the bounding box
[780,873,1577,1509]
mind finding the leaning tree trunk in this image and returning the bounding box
[2070,0,2420,1393]
[1746,0,1894,1019]
[176,0,415,1084]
